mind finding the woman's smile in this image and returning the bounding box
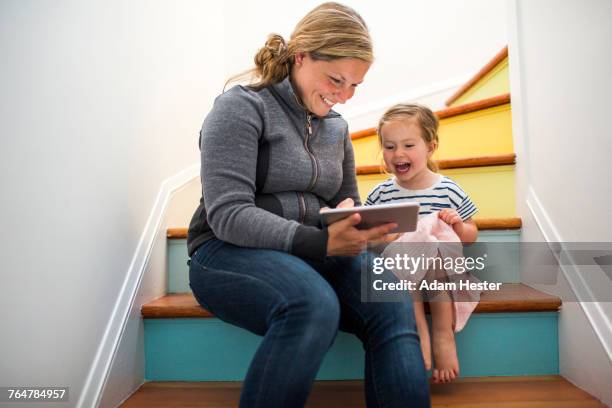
[291,53,370,117]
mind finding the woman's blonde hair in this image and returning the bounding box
[226,2,373,91]
[377,103,440,172]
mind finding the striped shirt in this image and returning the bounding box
[365,175,478,221]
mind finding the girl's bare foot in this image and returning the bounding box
[432,328,459,383]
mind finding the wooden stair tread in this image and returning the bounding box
[437,93,510,119]
[167,218,521,239]
[474,217,521,230]
[356,153,516,174]
[446,46,509,106]
[120,376,604,408]
[142,283,560,319]
[143,292,215,318]
[350,93,511,141]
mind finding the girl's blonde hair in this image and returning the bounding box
[226,2,373,91]
[377,103,440,172]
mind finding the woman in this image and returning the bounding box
[187,3,429,407]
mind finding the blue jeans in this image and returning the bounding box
[189,239,429,408]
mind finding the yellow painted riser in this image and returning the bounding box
[357,165,516,218]
[351,136,382,168]
[352,104,514,167]
[450,57,510,107]
[436,104,514,159]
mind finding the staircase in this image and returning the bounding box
[121,47,604,407]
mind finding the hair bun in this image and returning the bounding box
[265,34,287,58]
[252,33,290,83]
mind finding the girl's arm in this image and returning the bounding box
[452,218,478,243]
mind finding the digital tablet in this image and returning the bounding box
[320,202,419,233]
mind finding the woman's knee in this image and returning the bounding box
[283,283,341,334]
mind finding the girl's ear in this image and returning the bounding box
[294,52,305,65]
[427,141,438,156]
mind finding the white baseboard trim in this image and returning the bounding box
[526,186,612,362]
[77,163,200,408]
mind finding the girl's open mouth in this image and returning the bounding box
[395,162,411,173]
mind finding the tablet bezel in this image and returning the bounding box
[319,202,419,233]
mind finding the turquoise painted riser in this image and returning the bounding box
[167,231,521,293]
[145,312,558,381]
[469,231,521,283]
[168,239,190,293]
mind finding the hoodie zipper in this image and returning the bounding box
[298,113,319,224]
[304,113,319,189]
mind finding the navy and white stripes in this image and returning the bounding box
[365,175,478,220]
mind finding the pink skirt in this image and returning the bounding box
[381,213,481,332]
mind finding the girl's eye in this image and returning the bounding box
[404,144,414,148]
[384,145,394,150]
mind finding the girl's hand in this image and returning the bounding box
[438,208,462,225]
[439,211,479,244]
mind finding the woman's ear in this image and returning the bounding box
[294,52,305,66]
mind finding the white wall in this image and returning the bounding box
[0,1,223,407]
[224,0,509,128]
[508,0,612,405]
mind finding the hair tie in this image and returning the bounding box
[266,42,286,58]
[264,34,287,59]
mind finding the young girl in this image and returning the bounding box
[365,103,479,383]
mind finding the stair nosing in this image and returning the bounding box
[167,217,522,239]
[142,283,561,319]
[356,153,515,175]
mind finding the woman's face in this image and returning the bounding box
[291,53,371,117]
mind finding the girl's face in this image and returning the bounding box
[381,119,437,189]
[291,53,370,117]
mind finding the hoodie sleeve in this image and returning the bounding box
[327,127,362,208]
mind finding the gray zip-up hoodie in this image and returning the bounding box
[187,76,361,260]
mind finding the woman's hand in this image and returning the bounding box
[326,198,398,256]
